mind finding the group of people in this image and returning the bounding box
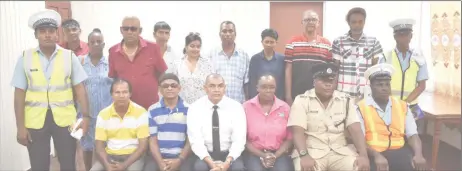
[12,5,430,171]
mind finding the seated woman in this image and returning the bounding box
[242,74,293,171]
[169,32,214,104]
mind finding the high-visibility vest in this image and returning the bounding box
[386,50,419,105]
[23,48,77,129]
[358,97,407,152]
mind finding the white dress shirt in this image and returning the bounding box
[187,95,247,160]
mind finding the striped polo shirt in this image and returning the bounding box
[331,32,384,97]
[148,97,189,158]
[284,35,332,99]
[95,101,149,155]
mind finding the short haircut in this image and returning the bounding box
[346,7,367,22]
[205,73,225,85]
[87,28,102,41]
[257,74,276,85]
[220,20,236,31]
[62,19,80,28]
[158,73,180,85]
[183,32,202,54]
[261,28,278,41]
[110,78,132,94]
[154,21,171,32]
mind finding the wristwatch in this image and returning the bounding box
[299,150,308,157]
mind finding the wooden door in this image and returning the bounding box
[270,2,324,54]
[45,1,72,44]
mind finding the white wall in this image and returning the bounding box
[0,1,45,170]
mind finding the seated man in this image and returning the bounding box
[144,73,195,171]
[288,63,370,171]
[91,79,149,171]
[187,74,246,171]
[357,63,427,171]
[243,74,293,171]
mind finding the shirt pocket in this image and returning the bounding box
[141,58,156,76]
[306,112,321,132]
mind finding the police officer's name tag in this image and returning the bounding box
[309,110,318,113]
[334,112,344,116]
[30,68,38,72]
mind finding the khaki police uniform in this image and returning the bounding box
[287,63,361,171]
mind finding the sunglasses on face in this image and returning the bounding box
[161,83,179,89]
[120,26,139,32]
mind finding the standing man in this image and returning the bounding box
[144,73,195,171]
[381,18,428,120]
[91,79,149,171]
[59,19,89,56]
[288,63,370,171]
[331,7,385,100]
[357,63,426,171]
[284,10,333,105]
[108,16,168,109]
[187,74,246,171]
[153,21,178,72]
[207,21,250,103]
[12,10,90,171]
[248,29,285,100]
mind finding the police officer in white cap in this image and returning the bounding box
[379,18,429,120]
[355,63,427,171]
[11,9,90,171]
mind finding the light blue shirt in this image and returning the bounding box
[11,46,88,90]
[356,95,418,138]
[379,48,429,82]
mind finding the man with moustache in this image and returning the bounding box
[153,21,178,72]
[187,74,246,171]
[207,21,250,103]
[11,10,90,171]
[288,63,370,171]
[59,19,89,56]
[108,16,168,109]
[284,10,333,106]
[331,7,385,100]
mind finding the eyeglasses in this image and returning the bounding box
[160,83,179,89]
[302,18,318,24]
[120,26,139,32]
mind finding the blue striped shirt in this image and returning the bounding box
[80,55,113,118]
[148,97,189,158]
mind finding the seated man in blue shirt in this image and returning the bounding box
[144,73,195,171]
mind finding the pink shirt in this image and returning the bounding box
[243,95,292,151]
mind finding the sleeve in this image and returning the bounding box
[345,98,360,127]
[370,39,385,59]
[284,106,293,140]
[148,111,158,136]
[11,56,28,90]
[355,105,366,135]
[187,104,210,160]
[136,110,150,139]
[284,39,294,63]
[228,104,247,160]
[108,49,117,78]
[286,96,308,129]
[243,52,250,84]
[153,44,168,74]
[416,63,430,82]
[404,106,418,138]
[323,38,333,59]
[70,53,88,86]
[95,114,107,141]
[331,38,343,61]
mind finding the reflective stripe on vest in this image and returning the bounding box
[23,48,76,129]
[358,97,407,152]
[385,50,419,105]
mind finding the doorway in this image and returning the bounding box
[45,1,72,44]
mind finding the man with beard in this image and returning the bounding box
[331,7,385,100]
[288,63,370,171]
[59,19,89,57]
[284,10,332,106]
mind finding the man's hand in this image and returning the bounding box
[220,160,231,171]
[412,155,427,171]
[261,153,276,168]
[354,155,370,171]
[17,127,32,146]
[76,117,90,135]
[158,160,170,171]
[164,158,182,171]
[209,161,221,171]
[299,155,316,171]
[114,162,128,171]
[105,163,118,171]
[374,154,389,171]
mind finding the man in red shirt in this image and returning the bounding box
[59,19,89,57]
[108,16,167,109]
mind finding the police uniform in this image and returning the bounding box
[357,64,419,171]
[379,18,429,120]
[287,63,360,171]
[10,10,88,171]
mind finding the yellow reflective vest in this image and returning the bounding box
[386,49,419,105]
[23,48,77,129]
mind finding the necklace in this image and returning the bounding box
[123,44,139,57]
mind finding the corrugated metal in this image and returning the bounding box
[0,1,45,170]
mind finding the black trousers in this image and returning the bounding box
[369,146,414,171]
[27,110,76,171]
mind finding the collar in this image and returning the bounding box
[345,31,366,40]
[206,96,227,109]
[114,36,148,53]
[394,47,413,54]
[218,43,239,56]
[365,95,392,111]
[302,34,321,42]
[307,89,343,101]
[159,97,186,109]
[258,50,276,61]
[109,101,135,117]
[249,95,285,109]
[35,45,62,57]
[84,55,108,65]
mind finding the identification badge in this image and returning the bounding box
[30,69,38,72]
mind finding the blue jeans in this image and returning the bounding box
[193,155,245,171]
[244,152,293,171]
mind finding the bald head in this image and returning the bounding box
[205,73,224,85]
[257,74,276,86]
[303,10,318,18]
[121,16,141,27]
